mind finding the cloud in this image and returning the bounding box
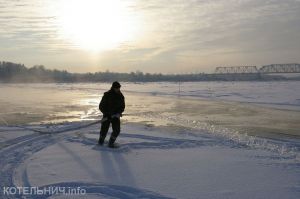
[0,0,69,51]
[126,0,300,71]
[0,0,300,73]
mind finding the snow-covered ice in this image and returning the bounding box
[0,82,300,198]
[0,122,299,198]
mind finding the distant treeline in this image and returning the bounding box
[0,61,297,83]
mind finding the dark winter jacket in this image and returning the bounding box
[99,89,125,117]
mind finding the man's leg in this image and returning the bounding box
[98,119,110,145]
[109,118,120,147]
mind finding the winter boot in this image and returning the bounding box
[108,136,117,148]
[98,136,105,145]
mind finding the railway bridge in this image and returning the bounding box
[215,63,300,74]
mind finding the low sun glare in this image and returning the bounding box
[55,0,140,52]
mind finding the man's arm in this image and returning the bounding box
[112,95,125,118]
[99,93,108,115]
[120,96,125,114]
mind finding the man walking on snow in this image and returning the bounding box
[98,81,125,148]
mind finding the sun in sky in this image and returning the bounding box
[54,0,140,52]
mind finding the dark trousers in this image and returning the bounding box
[99,117,120,141]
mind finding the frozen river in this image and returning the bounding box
[1,82,300,199]
[0,81,299,140]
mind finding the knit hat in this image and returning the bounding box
[112,81,121,89]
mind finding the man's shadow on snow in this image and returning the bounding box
[56,140,136,185]
[89,132,243,187]
[98,146,136,186]
[57,142,102,180]
[64,130,243,186]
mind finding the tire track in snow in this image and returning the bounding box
[0,134,57,198]
[0,121,101,198]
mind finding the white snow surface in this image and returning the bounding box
[0,82,300,198]
[1,121,300,199]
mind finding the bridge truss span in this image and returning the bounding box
[259,63,300,73]
[214,63,300,74]
[215,66,258,74]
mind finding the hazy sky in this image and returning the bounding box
[0,0,300,73]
